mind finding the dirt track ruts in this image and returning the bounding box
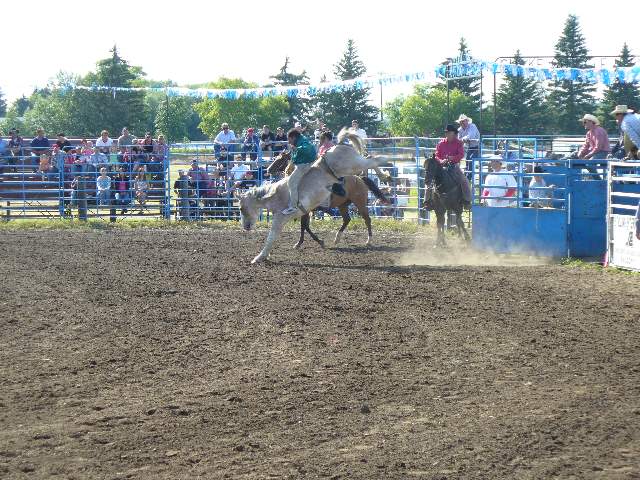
[1,227,639,479]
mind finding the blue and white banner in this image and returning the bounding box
[434,61,640,86]
[68,61,640,100]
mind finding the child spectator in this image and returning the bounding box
[528,166,553,208]
[174,169,192,220]
[114,169,131,214]
[134,174,149,212]
[96,167,111,206]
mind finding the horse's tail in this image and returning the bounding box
[361,176,389,203]
[336,127,365,155]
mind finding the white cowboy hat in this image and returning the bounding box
[610,105,634,115]
[456,114,472,123]
[580,114,600,125]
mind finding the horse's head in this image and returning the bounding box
[266,150,291,176]
[424,152,443,183]
[239,189,260,231]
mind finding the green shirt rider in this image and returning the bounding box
[282,128,317,215]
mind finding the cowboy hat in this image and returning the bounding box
[456,114,472,123]
[611,105,634,115]
[580,114,600,125]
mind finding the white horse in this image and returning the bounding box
[240,128,387,263]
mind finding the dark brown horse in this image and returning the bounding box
[265,150,390,248]
[423,153,470,247]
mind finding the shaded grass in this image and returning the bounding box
[560,257,640,276]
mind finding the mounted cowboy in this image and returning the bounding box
[281,128,317,215]
[434,124,472,206]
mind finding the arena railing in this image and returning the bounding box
[0,149,170,221]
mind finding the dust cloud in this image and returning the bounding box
[397,236,554,267]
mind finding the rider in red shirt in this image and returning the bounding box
[434,124,472,204]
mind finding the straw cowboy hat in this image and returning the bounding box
[610,105,634,115]
[456,114,472,123]
[580,114,600,125]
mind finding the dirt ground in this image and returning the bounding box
[1,226,639,480]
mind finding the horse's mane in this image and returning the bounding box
[336,127,365,155]
[247,184,272,199]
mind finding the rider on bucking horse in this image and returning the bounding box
[281,128,317,215]
[434,124,473,206]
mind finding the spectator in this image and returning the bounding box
[318,131,335,156]
[456,114,480,162]
[636,199,640,241]
[141,132,155,155]
[273,127,287,153]
[95,130,113,156]
[69,175,81,208]
[214,122,236,161]
[241,127,259,161]
[188,160,209,197]
[482,158,517,207]
[117,127,136,150]
[282,128,317,215]
[7,129,23,165]
[259,125,276,152]
[174,169,192,220]
[0,133,8,172]
[294,121,304,133]
[314,121,327,142]
[611,105,640,160]
[134,174,149,212]
[230,157,249,182]
[234,170,258,191]
[434,124,472,205]
[38,154,52,180]
[55,133,72,152]
[114,168,131,214]
[373,187,393,217]
[30,128,50,163]
[155,134,168,159]
[96,167,111,205]
[349,119,367,141]
[528,166,553,208]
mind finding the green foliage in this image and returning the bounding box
[384,84,476,137]
[311,39,379,134]
[597,43,640,131]
[194,78,289,138]
[548,14,596,134]
[0,88,6,117]
[13,95,30,116]
[270,57,310,126]
[155,96,204,142]
[494,51,549,135]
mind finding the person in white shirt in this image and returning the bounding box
[528,166,553,208]
[456,114,480,180]
[349,119,367,141]
[95,130,114,155]
[482,158,517,207]
[230,159,249,181]
[214,123,237,160]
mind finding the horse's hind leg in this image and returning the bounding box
[334,204,351,245]
[303,213,325,249]
[294,214,307,249]
[436,208,447,248]
[358,204,373,246]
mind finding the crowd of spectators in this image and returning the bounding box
[0,126,168,214]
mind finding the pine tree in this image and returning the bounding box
[80,45,148,135]
[14,96,30,116]
[270,57,310,126]
[448,37,481,105]
[0,88,7,117]
[598,43,640,131]
[495,51,549,134]
[311,39,379,134]
[548,14,595,134]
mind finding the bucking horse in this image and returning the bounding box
[240,128,389,263]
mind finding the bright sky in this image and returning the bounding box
[3,0,639,104]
